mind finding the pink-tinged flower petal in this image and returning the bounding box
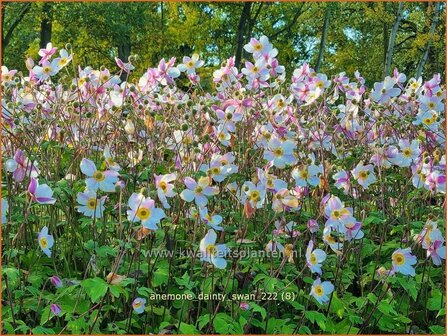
[13,168,26,182]
[50,303,62,316]
[14,150,25,164]
[76,192,90,205]
[184,177,197,190]
[128,193,144,211]
[50,275,63,288]
[36,185,56,204]
[154,174,162,185]
[141,198,155,210]
[28,177,38,194]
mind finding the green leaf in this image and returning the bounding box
[32,326,55,334]
[197,314,211,330]
[81,277,109,302]
[213,313,233,334]
[40,306,53,326]
[175,272,196,289]
[202,277,213,294]
[395,277,418,301]
[109,284,127,299]
[66,318,87,334]
[367,292,377,303]
[96,245,117,258]
[427,289,443,311]
[377,301,397,316]
[298,326,312,334]
[329,292,345,318]
[250,302,267,320]
[263,277,280,292]
[429,325,445,334]
[178,322,199,334]
[152,267,169,287]
[305,310,327,330]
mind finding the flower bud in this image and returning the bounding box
[124,118,135,135]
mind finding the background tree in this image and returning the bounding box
[2,2,445,85]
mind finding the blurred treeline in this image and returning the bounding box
[2,1,445,86]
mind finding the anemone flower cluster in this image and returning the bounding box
[1,35,445,332]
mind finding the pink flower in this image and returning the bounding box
[427,240,446,266]
[240,302,250,311]
[50,275,63,288]
[38,42,57,65]
[28,178,56,205]
[5,150,40,182]
[115,57,135,73]
[50,303,62,316]
[307,219,319,234]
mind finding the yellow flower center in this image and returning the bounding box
[211,167,221,175]
[310,253,317,264]
[314,285,324,296]
[403,148,412,158]
[87,198,97,210]
[273,147,284,157]
[249,190,260,202]
[263,132,272,140]
[43,66,52,74]
[195,186,203,194]
[332,210,341,218]
[93,171,105,182]
[326,235,336,244]
[206,244,216,256]
[393,253,405,265]
[300,170,309,179]
[40,237,48,249]
[137,207,151,220]
[159,181,167,192]
[359,171,368,179]
[187,61,194,67]
[254,44,262,51]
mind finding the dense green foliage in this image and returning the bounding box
[2,2,446,86]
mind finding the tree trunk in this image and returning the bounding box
[118,35,131,81]
[235,2,252,69]
[384,2,403,76]
[39,2,53,49]
[245,3,263,60]
[315,5,331,72]
[416,2,441,78]
[382,22,389,70]
[2,3,32,63]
